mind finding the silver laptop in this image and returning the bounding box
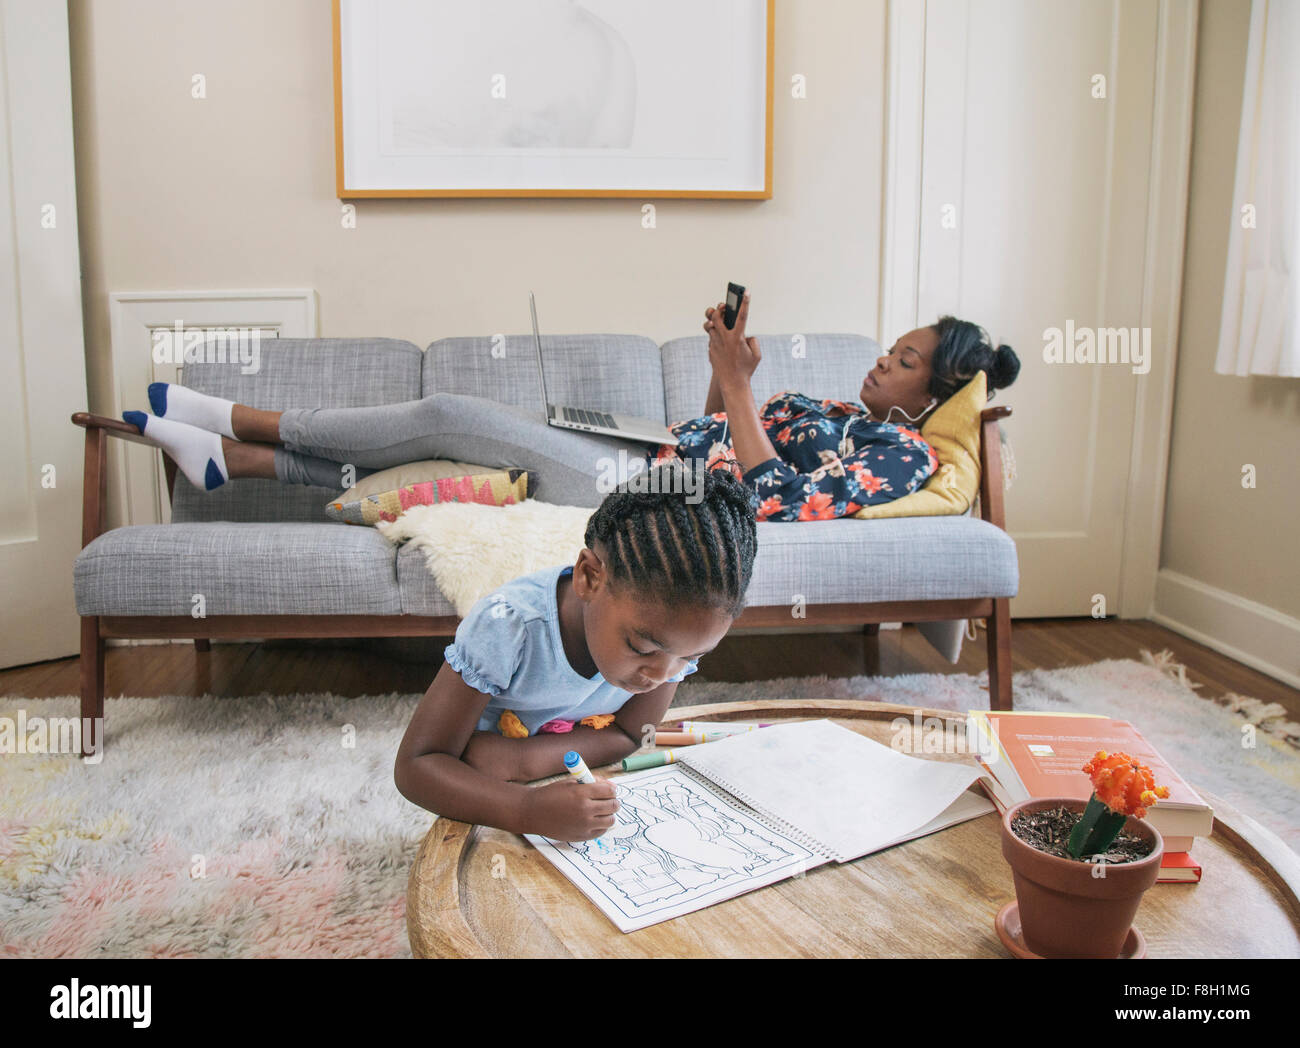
[529,292,679,446]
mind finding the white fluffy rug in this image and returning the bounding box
[1,653,1295,958]
[378,501,592,616]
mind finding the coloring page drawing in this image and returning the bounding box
[526,765,823,931]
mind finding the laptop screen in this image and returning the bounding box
[528,292,551,412]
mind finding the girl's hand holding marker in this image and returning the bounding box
[526,752,619,843]
[562,751,614,849]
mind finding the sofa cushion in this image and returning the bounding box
[660,333,879,425]
[423,334,666,421]
[744,515,1018,608]
[74,524,402,616]
[396,544,457,616]
[393,513,1017,618]
[172,338,425,524]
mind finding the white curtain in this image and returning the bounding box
[1215,0,1300,377]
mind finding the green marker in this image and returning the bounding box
[621,749,679,772]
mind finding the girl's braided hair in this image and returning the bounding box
[583,462,758,618]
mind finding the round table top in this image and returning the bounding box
[406,700,1300,958]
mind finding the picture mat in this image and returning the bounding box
[338,0,768,192]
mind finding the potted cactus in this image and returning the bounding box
[997,751,1170,958]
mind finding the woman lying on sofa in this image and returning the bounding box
[123,293,1019,521]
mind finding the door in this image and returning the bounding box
[883,0,1195,617]
[0,0,90,667]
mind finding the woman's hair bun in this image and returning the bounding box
[990,344,1021,391]
[929,315,1021,402]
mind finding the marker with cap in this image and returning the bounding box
[652,732,702,746]
[563,750,609,851]
[622,750,679,772]
[564,750,596,784]
[677,721,772,735]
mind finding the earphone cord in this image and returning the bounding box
[722,397,933,448]
[869,398,937,424]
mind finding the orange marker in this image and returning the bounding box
[653,732,704,746]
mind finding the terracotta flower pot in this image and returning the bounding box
[1001,798,1164,958]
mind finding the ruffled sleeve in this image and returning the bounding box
[443,592,527,696]
[668,658,700,684]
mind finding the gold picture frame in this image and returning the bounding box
[333,0,774,199]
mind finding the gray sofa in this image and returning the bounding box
[72,333,1018,753]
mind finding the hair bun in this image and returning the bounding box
[989,344,1021,390]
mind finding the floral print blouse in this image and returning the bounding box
[653,392,938,522]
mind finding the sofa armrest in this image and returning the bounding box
[977,406,1012,531]
[71,412,177,546]
[71,411,155,445]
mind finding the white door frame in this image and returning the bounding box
[879,0,1198,619]
[0,0,90,666]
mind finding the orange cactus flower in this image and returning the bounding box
[1081,750,1170,819]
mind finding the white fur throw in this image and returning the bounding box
[376,501,594,616]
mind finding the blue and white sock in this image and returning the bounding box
[147,382,237,440]
[123,411,229,491]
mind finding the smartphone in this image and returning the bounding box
[723,282,746,329]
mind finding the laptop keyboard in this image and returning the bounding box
[562,406,618,429]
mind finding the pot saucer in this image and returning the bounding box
[995,901,1147,959]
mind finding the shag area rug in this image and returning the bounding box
[1,652,1295,958]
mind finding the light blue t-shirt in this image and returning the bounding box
[445,564,699,736]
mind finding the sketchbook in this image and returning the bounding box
[524,719,995,932]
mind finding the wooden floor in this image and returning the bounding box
[3,617,1297,722]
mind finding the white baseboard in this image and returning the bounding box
[1151,569,1300,690]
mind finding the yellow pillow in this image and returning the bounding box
[852,371,986,519]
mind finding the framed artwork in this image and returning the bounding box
[333,0,773,198]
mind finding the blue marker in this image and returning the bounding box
[563,750,608,851]
[564,750,596,784]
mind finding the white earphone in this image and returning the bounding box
[868,397,937,424]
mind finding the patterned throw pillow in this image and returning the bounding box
[325,459,531,526]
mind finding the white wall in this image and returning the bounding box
[64,1,1298,674]
[69,0,888,419]
[1155,0,1300,684]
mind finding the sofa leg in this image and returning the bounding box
[986,599,1013,711]
[79,617,105,758]
[861,623,881,676]
[194,639,210,652]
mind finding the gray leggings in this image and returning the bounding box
[274,392,657,508]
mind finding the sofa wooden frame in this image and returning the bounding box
[71,406,1015,756]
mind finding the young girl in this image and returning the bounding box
[392,464,758,842]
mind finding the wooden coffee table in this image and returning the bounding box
[406,700,1300,958]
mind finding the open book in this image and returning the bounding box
[524,719,995,932]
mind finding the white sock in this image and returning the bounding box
[123,411,229,491]
[147,382,237,440]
